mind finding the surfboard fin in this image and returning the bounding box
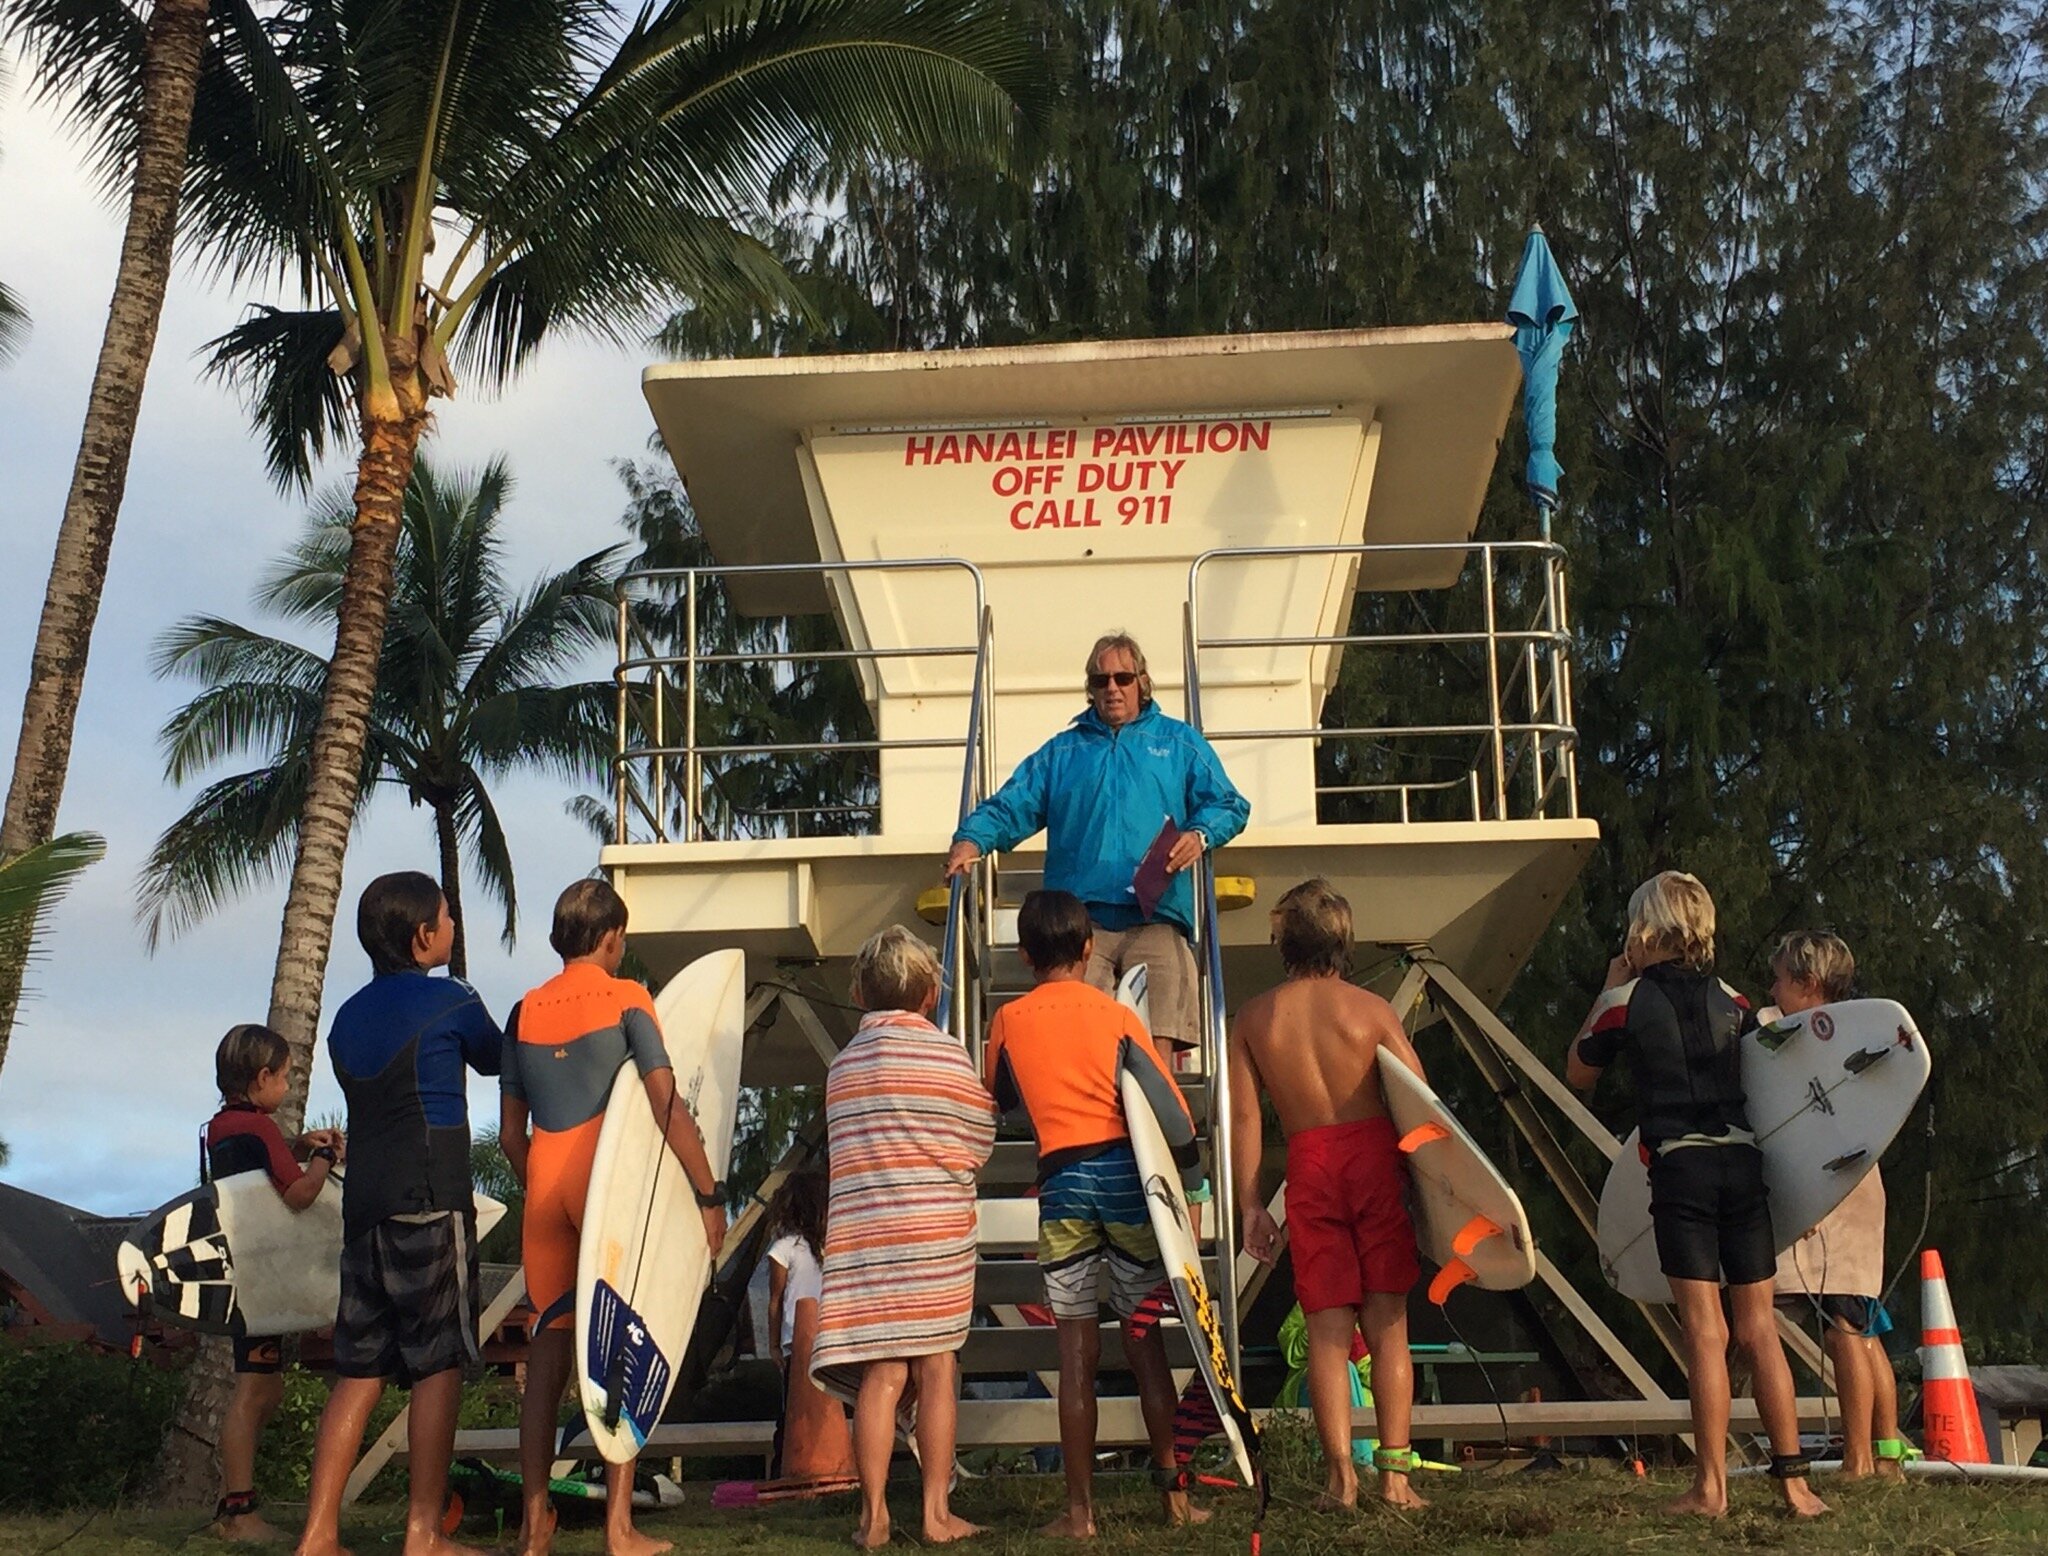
[1398,1121,1450,1154]
[1843,1045,1892,1075]
[1452,1214,1506,1259]
[1427,1258,1478,1305]
[1823,1148,1870,1173]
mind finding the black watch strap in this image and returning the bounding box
[694,1180,726,1208]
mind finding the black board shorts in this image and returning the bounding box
[332,1211,479,1386]
[232,1334,282,1375]
[1647,1142,1774,1287]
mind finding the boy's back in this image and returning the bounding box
[984,978,1190,1174]
[1232,976,1410,1139]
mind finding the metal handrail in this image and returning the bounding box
[1187,539,1579,824]
[611,558,987,844]
[937,607,994,1037]
[1182,602,1244,1377]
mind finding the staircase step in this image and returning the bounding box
[979,1141,1040,1186]
[973,1255,1225,1309]
[976,1196,1218,1250]
[959,1321,1198,1373]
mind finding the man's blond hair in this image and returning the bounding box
[1772,930,1855,1003]
[1272,878,1352,977]
[1085,630,1153,707]
[850,924,942,1014]
[1624,871,1717,970]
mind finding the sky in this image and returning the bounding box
[0,71,666,1213]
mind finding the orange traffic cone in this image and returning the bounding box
[1919,1249,1991,1463]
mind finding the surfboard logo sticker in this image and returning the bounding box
[1181,1264,1250,1417]
[588,1279,671,1448]
[1811,1011,1835,1042]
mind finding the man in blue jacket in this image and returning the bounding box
[945,631,1250,1064]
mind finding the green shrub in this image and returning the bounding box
[0,1343,182,1511]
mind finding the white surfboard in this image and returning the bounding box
[119,1172,506,1337]
[1595,997,1930,1303]
[575,948,746,1462]
[1377,1051,1537,1302]
[1115,964,1260,1487]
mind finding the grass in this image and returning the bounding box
[0,1461,2042,1556]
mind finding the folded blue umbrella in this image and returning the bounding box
[1506,230,1579,520]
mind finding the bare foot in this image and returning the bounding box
[513,1507,556,1556]
[1377,1472,1428,1510]
[1038,1509,1097,1540]
[1663,1486,1727,1518]
[1874,1459,1906,1483]
[922,1512,984,1544]
[1780,1480,1831,1519]
[293,1536,352,1556]
[400,1532,493,1556]
[853,1513,891,1550]
[1312,1480,1358,1513]
[217,1512,283,1544]
[605,1527,673,1556]
[1162,1491,1212,1526]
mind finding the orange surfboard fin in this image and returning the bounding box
[1398,1121,1450,1154]
[1452,1214,1505,1258]
[1428,1257,1478,1305]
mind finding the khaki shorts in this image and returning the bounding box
[1085,919,1199,1047]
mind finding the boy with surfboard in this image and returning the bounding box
[982,890,1209,1535]
[206,1023,343,1542]
[499,880,727,1556]
[1766,931,1912,1480]
[1229,879,1429,1511]
[295,872,506,1556]
[1566,872,1828,1519]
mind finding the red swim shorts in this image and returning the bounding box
[1284,1116,1420,1313]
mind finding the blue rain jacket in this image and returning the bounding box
[953,702,1250,936]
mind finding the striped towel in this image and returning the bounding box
[811,1011,996,1407]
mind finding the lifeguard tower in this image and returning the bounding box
[364,327,1840,1496]
[600,323,1738,1450]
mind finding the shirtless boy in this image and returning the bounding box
[1229,879,1427,1510]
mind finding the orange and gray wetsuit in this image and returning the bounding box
[501,963,671,1332]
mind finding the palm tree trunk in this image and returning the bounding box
[152,1337,236,1508]
[265,391,431,1134]
[434,799,467,979]
[0,0,211,1079]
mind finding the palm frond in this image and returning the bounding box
[0,832,107,970]
[455,772,518,949]
[564,791,615,846]
[0,0,149,198]
[199,305,353,489]
[136,758,323,948]
[0,278,26,363]
[155,677,326,785]
[150,615,329,689]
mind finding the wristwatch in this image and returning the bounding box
[693,1180,727,1208]
[309,1145,338,1165]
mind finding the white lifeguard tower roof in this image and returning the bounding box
[643,323,1520,615]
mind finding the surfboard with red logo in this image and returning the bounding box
[1596,998,1930,1303]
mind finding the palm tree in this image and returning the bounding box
[0,59,24,363]
[201,0,1036,1128]
[0,0,212,1074]
[0,2,1039,1105]
[140,455,615,979]
[0,831,106,1174]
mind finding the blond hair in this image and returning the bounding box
[1272,878,1352,977]
[1085,631,1153,707]
[1772,930,1855,1003]
[850,924,942,1013]
[1624,871,1716,970]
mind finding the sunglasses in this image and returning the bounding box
[1088,671,1139,691]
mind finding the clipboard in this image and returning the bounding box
[1132,817,1181,920]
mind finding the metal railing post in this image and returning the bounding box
[614,596,631,845]
[1480,546,1508,821]
[683,571,699,843]
[651,667,668,842]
